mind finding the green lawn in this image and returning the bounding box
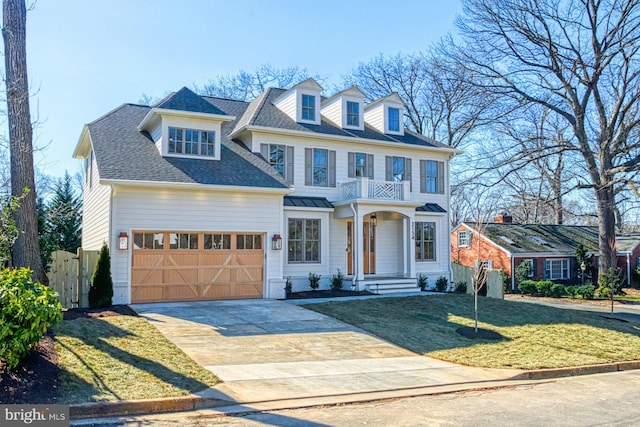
[305,294,640,370]
[53,316,219,404]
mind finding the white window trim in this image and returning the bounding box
[545,258,570,280]
[385,105,404,135]
[162,119,222,161]
[343,98,364,130]
[298,91,321,125]
[458,230,471,247]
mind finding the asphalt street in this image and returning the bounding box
[73,369,640,427]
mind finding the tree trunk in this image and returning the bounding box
[3,0,46,283]
[595,186,617,276]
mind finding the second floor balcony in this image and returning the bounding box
[338,178,411,202]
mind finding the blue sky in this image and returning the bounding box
[22,0,461,178]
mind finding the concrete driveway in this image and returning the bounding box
[133,299,516,403]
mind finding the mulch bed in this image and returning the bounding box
[1,305,136,404]
[286,289,376,299]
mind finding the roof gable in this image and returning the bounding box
[157,87,227,115]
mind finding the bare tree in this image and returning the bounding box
[2,0,46,282]
[194,65,319,101]
[455,0,640,277]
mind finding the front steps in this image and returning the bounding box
[362,277,421,295]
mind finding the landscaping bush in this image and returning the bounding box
[435,276,448,292]
[89,243,113,308]
[0,268,63,369]
[331,269,345,290]
[284,276,292,295]
[518,280,537,295]
[417,273,428,291]
[595,267,624,299]
[574,285,595,300]
[550,283,567,298]
[308,272,321,291]
[515,260,533,284]
[454,281,467,294]
[535,280,554,297]
[565,285,577,298]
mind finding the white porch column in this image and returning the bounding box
[353,210,365,291]
[405,214,416,279]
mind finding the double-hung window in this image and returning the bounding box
[347,101,359,126]
[545,259,570,280]
[421,160,445,194]
[261,144,294,184]
[458,230,471,247]
[348,152,374,178]
[388,107,400,132]
[288,218,320,263]
[302,94,316,121]
[169,127,215,157]
[415,222,436,261]
[305,148,336,187]
[392,157,407,181]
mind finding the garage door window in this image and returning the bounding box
[169,233,199,249]
[204,233,231,250]
[237,234,263,250]
[134,232,164,249]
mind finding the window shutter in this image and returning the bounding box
[366,154,374,178]
[532,259,537,278]
[260,144,268,159]
[420,160,426,193]
[329,150,337,187]
[437,161,445,194]
[305,148,312,186]
[348,152,355,178]
[406,158,412,191]
[385,156,392,181]
[543,260,548,279]
[286,146,294,184]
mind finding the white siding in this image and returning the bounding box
[364,104,384,133]
[273,90,297,122]
[414,213,450,284]
[376,218,400,275]
[110,186,285,304]
[81,153,110,251]
[320,98,341,127]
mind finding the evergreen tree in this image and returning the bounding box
[89,243,113,308]
[45,172,81,252]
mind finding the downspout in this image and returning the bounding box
[350,203,358,290]
[109,184,115,250]
[511,256,515,291]
[448,215,454,290]
[627,253,631,287]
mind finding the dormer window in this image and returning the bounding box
[169,127,216,157]
[302,94,316,121]
[347,101,359,126]
[388,108,400,132]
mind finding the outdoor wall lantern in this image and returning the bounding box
[118,232,128,250]
[370,213,377,228]
[272,234,283,250]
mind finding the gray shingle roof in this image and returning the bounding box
[87,103,289,189]
[158,87,228,116]
[231,88,448,149]
[284,196,334,209]
[465,223,599,254]
[616,233,640,254]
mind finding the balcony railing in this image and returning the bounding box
[339,178,410,202]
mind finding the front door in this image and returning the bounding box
[347,221,376,275]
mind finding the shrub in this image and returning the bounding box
[574,285,595,300]
[565,285,577,298]
[331,269,345,290]
[518,280,537,295]
[535,280,554,297]
[284,276,292,295]
[0,268,63,370]
[89,242,113,308]
[454,281,467,294]
[435,276,448,292]
[417,274,428,291]
[550,283,567,298]
[308,272,321,291]
[501,270,511,293]
[515,260,533,284]
[596,267,624,298]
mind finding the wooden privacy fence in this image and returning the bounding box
[451,262,504,299]
[47,249,99,308]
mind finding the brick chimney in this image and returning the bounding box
[494,212,513,223]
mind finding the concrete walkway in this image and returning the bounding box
[132,298,517,404]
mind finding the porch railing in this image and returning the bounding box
[339,178,410,202]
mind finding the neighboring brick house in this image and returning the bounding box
[452,214,640,290]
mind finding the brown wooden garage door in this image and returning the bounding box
[131,231,264,303]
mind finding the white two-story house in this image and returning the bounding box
[73,78,460,304]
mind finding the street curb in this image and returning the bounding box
[68,361,640,420]
[511,360,640,380]
[70,394,232,419]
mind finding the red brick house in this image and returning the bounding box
[451,213,640,290]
